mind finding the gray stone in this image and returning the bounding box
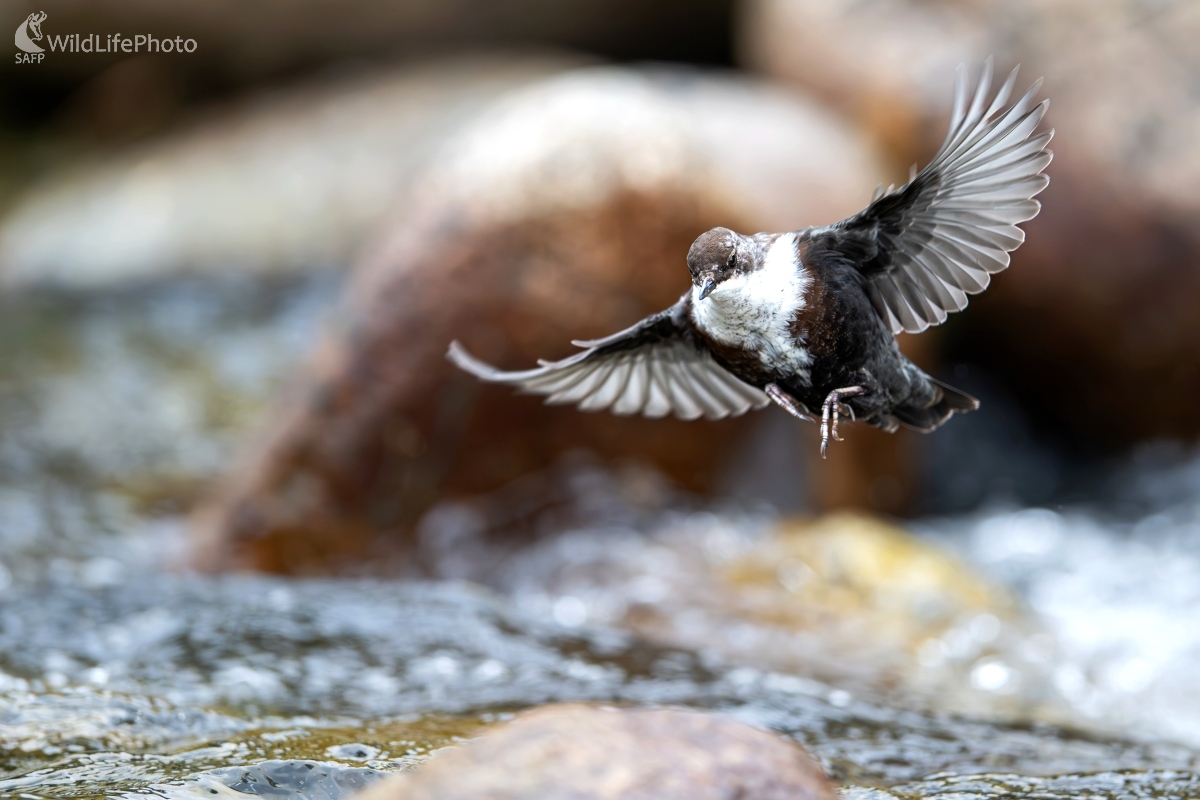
[0,55,576,288]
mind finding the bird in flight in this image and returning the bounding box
[449,61,1052,457]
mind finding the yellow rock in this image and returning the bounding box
[722,513,1008,650]
[616,512,1022,695]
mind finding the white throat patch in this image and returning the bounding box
[690,232,811,379]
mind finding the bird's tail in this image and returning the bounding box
[890,378,979,433]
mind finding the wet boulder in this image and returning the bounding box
[355,704,835,800]
[191,65,887,572]
[740,0,1200,451]
[0,55,576,288]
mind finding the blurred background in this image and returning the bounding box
[2,1,1200,798]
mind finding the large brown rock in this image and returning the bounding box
[740,0,1200,450]
[191,66,886,572]
[353,704,835,800]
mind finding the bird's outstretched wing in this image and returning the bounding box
[448,297,769,420]
[814,59,1052,334]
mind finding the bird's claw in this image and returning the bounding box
[765,383,815,423]
[819,386,866,458]
[766,383,864,457]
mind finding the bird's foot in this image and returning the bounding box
[765,383,815,423]
[820,386,866,458]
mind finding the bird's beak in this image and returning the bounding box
[698,275,717,301]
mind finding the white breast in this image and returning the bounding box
[690,232,811,380]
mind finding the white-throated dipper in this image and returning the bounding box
[449,61,1052,457]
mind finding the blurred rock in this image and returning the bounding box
[355,704,835,800]
[708,513,1039,713]
[721,513,1009,653]
[191,65,886,572]
[740,0,1200,451]
[207,761,385,800]
[0,55,577,288]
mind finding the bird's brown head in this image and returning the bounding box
[687,227,750,301]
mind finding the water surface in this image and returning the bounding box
[2,277,1198,799]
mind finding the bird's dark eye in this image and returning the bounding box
[727,252,737,268]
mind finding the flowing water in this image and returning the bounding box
[2,276,1199,800]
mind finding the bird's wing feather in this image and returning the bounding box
[447,297,769,421]
[815,59,1052,334]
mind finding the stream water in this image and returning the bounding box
[1,277,1199,800]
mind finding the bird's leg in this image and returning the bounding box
[765,383,815,423]
[820,386,866,458]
